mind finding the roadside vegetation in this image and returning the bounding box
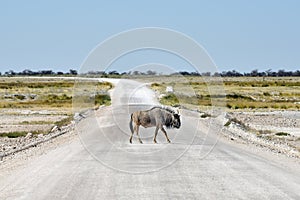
[149,76,300,110]
[0,79,112,109]
[0,78,113,137]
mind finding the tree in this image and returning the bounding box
[132,71,141,75]
[21,69,34,75]
[39,70,54,75]
[293,70,300,76]
[146,70,156,76]
[108,70,119,75]
[213,72,221,77]
[190,71,201,76]
[69,69,78,75]
[179,71,190,76]
[250,69,258,77]
[201,72,211,76]
[5,70,16,76]
[266,69,272,76]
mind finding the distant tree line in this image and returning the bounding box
[173,69,300,77]
[81,69,300,77]
[1,68,299,77]
[80,70,157,76]
[0,69,78,77]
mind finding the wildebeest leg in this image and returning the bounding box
[161,127,171,143]
[129,125,135,144]
[153,126,159,143]
[135,125,143,144]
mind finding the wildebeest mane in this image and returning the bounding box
[148,106,176,114]
[165,115,173,128]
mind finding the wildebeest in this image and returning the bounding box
[129,106,181,144]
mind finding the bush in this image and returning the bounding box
[151,83,161,87]
[95,94,111,106]
[275,132,290,136]
[55,115,74,127]
[0,131,43,138]
[160,93,179,106]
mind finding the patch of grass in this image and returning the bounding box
[95,94,111,106]
[0,81,75,89]
[224,120,231,126]
[159,92,213,107]
[275,132,290,136]
[224,80,300,87]
[0,130,44,138]
[0,131,28,138]
[150,82,165,93]
[147,76,300,110]
[226,93,253,101]
[258,130,273,135]
[54,115,74,127]
[263,92,271,96]
[20,120,53,125]
[14,94,26,100]
[0,79,114,138]
[160,93,179,106]
[225,101,295,110]
[47,94,72,101]
[98,81,113,89]
[200,113,212,118]
[0,80,113,109]
[41,94,73,106]
[188,82,206,86]
[151,83,161,87]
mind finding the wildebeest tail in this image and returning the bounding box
[129,113,134,134]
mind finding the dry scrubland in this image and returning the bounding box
[0,77,112,138]
[138,75,300,156]
[138,76,300,111]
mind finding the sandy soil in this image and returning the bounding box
[223,110,300,157]
[228,111,300,136]
[0,109,70,133]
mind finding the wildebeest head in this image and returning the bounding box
[172,111,181,129]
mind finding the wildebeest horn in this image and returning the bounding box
[175,108,180,115]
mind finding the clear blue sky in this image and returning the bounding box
[1,0,299,73]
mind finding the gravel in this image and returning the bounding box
[227,111,300,136]
[0,122,76,160]
[222,111,300,158]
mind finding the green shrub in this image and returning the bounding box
[201,113,212,118]
[0,131,28,138]
[224,120,231,126]
[160,93,179,106]
[0,130,43,138]
[151,83,161,87]
[55,115,74,127]
[95,94,111,106]
[275,132,290,136]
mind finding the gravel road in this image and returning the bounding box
[0,79,300,199]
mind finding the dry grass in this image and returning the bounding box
[0,131,43,138]
[0,78,113,110]
[148,76,300,110]
[0,77,113,137]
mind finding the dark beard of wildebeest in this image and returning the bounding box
[129,106,181,144]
